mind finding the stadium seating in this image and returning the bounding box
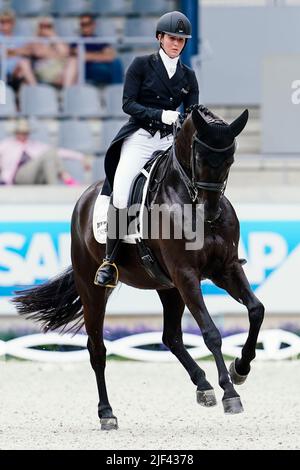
[0,0,180,187]
[95,17,124,38]
[50,0,88,16]
[92,155,106,182]
[63,85,105,117]
[20,85,59,116]
[131,0,171,15]
[90,0,130,15]
[0,86,17,117]
[102,84,125,118]
[58,120,96,153]
[11,0,48,16]
[119,52,134,71]
[14,18,37,36]
[0,122,7,140]
[124,17,158,38]
[28,120,53,144]
[54,18,79,37]
[99,118,127,153]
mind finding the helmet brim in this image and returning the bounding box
[158,30,192,39]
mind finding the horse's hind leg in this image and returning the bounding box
[74,271,118,430]
[213,261,265,384]
[158,288,216,407]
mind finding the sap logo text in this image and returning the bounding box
[0,232,70,286]
[239,232,287,285]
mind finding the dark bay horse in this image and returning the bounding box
[13,106,265,430]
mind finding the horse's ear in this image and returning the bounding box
[192,108,211,135]
[229,109,249,137]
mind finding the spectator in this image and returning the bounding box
[0,10,36,86]
[0,120,86,185]
[63,14,123,86]
[23,17,69,87]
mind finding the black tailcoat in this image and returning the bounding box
[102,52,199,194]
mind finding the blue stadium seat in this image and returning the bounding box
[0,122,9,140]
[124,17,158,38]
[102,84,125,118]
[92,155,106,182]
[29,120,53,144]
[50,0,88,16]
[62,85,105,117]
[54,18,79,37]
[0,86,17,117]
[131,0,170,15]
[15,18,37,36]
[20,85,59,116]
[119,52,134,71]
[58,121,95,153]
[95,18,123,38]
[11,0,48,16]
[90,0,129,15]
[99,118,127,153]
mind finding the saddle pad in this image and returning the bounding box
[93,151,168,245]
[93,194,135,244]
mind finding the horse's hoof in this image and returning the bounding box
[222,397,244,414]
[100,417,118,430]
[196,389,217,407]
[229,358,249,385]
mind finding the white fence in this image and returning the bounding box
[1,329,299,362]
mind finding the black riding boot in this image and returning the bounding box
[94,202,123,287]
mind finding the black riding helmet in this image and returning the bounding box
[156,11,192,40]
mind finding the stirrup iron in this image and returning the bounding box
[94,260,119,288]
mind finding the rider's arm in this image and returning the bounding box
[183,70,199,112]
[122,57,163,122]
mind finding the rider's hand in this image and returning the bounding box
[161,110,180,125]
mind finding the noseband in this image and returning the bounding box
[172,126,236,222]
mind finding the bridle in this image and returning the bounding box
[191,134,236,196]
[172,123,236,222]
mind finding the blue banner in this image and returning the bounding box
[1,203,300,314]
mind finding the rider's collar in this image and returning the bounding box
[159,48,179,78]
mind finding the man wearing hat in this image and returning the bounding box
[0,119,83,185]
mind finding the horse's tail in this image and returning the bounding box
[12,266,84,334]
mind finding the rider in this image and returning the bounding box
[94,10,199,287]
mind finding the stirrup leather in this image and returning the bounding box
[94,260,119,288]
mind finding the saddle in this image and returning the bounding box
[128,150,167,208]
[128,148,174,288]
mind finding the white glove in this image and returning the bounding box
[161,110,180,125]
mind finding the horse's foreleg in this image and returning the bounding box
[158,288,216,407]
[175,271,243,414]
[213,261,265,383]
[74,272,118,430]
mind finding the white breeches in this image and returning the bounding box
[112,128,173,209]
